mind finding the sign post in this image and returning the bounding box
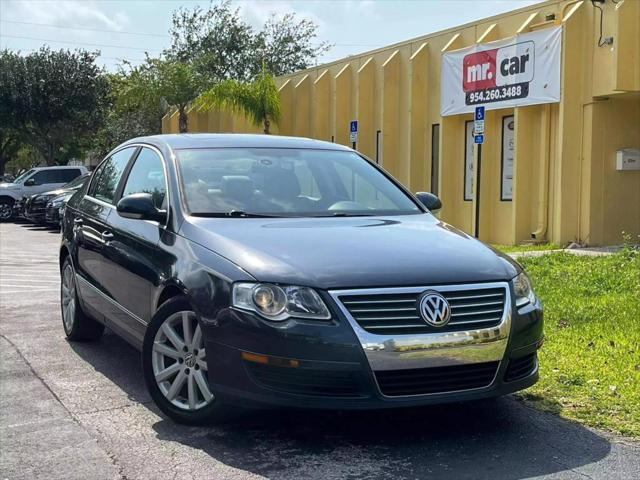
[473,106,484,238]
[349,120,358,150]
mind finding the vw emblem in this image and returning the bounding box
[184,352,196,368]
[418,291,451,327]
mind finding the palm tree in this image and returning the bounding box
[196,66,281,134]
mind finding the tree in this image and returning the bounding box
[4,144,44,176]
[17,48,108,165]
[0,50,28,176]
[258,13,330,77]
[196,66,281,134]
[168,1,330,83]
[87,73,163,162]
[169,1,256,82]
[119,58,204,133]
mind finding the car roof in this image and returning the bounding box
[122,134,352,152]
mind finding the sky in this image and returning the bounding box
[0,0,542,72]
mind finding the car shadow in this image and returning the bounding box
[16,221,60,233]
[71,331,612,480]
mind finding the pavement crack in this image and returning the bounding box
[77,402,154,416]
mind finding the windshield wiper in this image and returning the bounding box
[190,210,281,218]
[314,212,377,217]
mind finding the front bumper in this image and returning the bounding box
[24,199,48,223]
[201,283,543,410]
[45,204,61,224]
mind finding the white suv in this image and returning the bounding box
[0,166,88,221]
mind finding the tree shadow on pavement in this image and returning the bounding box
[70,331,612,480]
[151,399,611,479]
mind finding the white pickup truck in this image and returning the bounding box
[0,166,88,221]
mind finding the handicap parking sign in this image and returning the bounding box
[349,120,358,143]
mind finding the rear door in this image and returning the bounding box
[73,148,138,320]
[56,168,83,187]
[100,147,169,343]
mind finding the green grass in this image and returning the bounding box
[516,248,640,437]
[492,242,561,253]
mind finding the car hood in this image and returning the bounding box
[39,187,72,198]
[52,192,73,201]
[181,214,521,290]
[0,182,19,189]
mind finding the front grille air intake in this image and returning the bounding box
[339,286,506,335]
[375,361,499,396]
[505,353,537,382]
[245,362,363,397]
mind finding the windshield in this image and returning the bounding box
[63,173,89,190]
[175,148,422,217]
[13,169,35,184]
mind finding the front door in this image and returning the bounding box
[22,169,58,197]
[101,147,169,344]
[74,147,137,320]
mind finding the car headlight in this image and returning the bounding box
[232,283,331,321]
[50,198,65,208]
[513,272,536,307]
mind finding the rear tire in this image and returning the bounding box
[60,257,105,341]
[142,296,226,425]
[0,198,15,222]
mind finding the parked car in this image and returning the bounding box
[59,134,543,424]
[45,192,75,227]
[23,172,91,225]
[0,166,88,221]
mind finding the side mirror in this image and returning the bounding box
[24,178,36,187]
[415,192,442,214]
[117,193,166,223]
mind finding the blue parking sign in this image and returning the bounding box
[474,134,484,144]
[349,120,358,143]
[475,106,485,121]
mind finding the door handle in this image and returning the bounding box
[101,231,114,241]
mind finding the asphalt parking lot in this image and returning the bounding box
[1,221,638,480]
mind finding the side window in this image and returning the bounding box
[58,169,81,183]
[31,170,55,185]
[91,148,136,204]
[121,148,167,209]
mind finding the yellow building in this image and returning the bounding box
[163,0,640,246]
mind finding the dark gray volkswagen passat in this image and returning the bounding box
[59,134,542,424]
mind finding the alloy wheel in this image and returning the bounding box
[0,203,12,220]
[61,263,76,332]
[151,311,213,411]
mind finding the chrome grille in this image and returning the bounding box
[339,286,507,335]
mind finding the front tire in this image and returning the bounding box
[61,257,105,341]
[142,297,222,424]
[0,198,15,222]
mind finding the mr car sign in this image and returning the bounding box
[441,26,561,116]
